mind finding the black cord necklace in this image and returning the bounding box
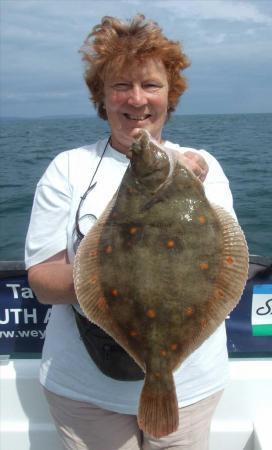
[73,136,111,250]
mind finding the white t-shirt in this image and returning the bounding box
[25,138,235,413]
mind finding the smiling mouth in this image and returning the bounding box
[123,113,151,121]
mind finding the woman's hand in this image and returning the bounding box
[178,151,209,182]
[28,250,77,305]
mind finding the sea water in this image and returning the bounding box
[0,113,271,260]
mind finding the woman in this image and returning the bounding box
[25,15,236,450]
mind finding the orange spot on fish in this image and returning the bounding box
[97,297,108,311]
[226,256,234,264]
[90,275,97,285]
[146,309,156,318]
[104,245,113,254]
[185,306,195,317]
[160,349,167,357]
[199,262,209,270]
[154,372,161,379]
[129,330,139,337]
[90,249,97,257]
[215,288,224,299]
[198,215,206,224]
[111,288,119,297]
[127,187,137,194]
[167,239,175,249]
[129,226,138,235]
[170,343,178,351]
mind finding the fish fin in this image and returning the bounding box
[73,195,146,372]
[138,371,178,438]
[211,205,249,312]
[73,195,116,327]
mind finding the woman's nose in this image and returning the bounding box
[127,85,147,107]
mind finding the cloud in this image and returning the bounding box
[1,0,272,117]
[156,0,272,24]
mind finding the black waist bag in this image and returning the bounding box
[73,307,145,381]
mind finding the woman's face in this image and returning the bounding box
[103,58,169,155]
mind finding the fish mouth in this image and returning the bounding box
[123,113,152,121]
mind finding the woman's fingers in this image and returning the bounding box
[182,151,209,182]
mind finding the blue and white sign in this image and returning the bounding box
[0,275,51,355]
[226,262,272,355]
[251,285,272,336]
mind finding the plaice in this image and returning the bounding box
[74,129,249,438]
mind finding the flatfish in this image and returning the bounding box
[74,129,248,438]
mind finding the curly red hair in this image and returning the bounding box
[80,15,190,120]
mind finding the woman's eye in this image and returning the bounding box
[111,82,163,91]
[113,83,130,90]
[144,83,161,91]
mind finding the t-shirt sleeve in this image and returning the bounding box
[25,152,72,269]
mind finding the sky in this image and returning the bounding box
[1,0,272,118]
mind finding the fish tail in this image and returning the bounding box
[138,371,179,438]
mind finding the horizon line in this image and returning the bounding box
[1,111,272,121]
